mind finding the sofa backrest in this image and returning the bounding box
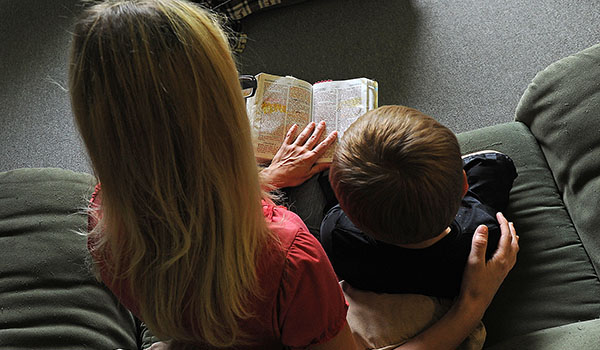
[516,43,600,277]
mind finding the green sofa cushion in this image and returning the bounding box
[458,122,600,347]
[516,43,600,278]
[0,168,140,349]
[487,318,600,350]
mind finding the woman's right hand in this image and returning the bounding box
[260,121,337,190]
[459,212,519,317]
[392,212,519,350]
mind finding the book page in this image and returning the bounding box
[246,73,313,161]
[312,78,378,162]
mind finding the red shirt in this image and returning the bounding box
[88,185,348,349]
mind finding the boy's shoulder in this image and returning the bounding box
[319,202,504,264]
[320,205,477,296]
[320,204,377,250]
[321,204,473,248]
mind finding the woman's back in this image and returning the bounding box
[88,185,347,349]
[70,0,274,346]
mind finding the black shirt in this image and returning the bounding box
[319,152,517,298]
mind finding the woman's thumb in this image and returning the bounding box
[470,225,489,261]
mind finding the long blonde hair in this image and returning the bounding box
[69,0,271,346]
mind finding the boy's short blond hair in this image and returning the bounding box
[330,105,464,244]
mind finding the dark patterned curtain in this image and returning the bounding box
[191,0,308,53]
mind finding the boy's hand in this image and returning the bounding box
[261,122,337,190]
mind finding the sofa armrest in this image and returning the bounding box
[457,122,600,347]
[515,43,600,278]
[0,168,141,349]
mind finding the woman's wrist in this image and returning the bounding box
[453,292,487,325]
[259,166,282,191]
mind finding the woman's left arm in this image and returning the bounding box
[260,121,337,190]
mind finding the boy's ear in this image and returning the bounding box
[462,170,469,198]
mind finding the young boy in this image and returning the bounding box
[320,105,517,298]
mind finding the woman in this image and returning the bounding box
[69,1,518,349]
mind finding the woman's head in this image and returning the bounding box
[70,0,252,196]
[70,0,267,346]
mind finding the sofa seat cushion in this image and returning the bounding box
[457,122,600,347]
[486,318,600,350]
[0,168,140,349]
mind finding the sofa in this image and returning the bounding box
[2,43,600,349]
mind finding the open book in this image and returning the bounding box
[246,73,378,163]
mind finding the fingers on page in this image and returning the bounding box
[306,122,325,149]
[295,122,316,145]
[284,124,299,144]
[313,131,337,155]
[308,121,327,148]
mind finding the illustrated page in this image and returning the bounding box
[246,74,312,161]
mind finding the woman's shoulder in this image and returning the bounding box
[260,199,339,294]
[260,201,348,348]
[261,199,313,250]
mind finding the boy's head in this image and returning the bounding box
[329,105,465,245]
